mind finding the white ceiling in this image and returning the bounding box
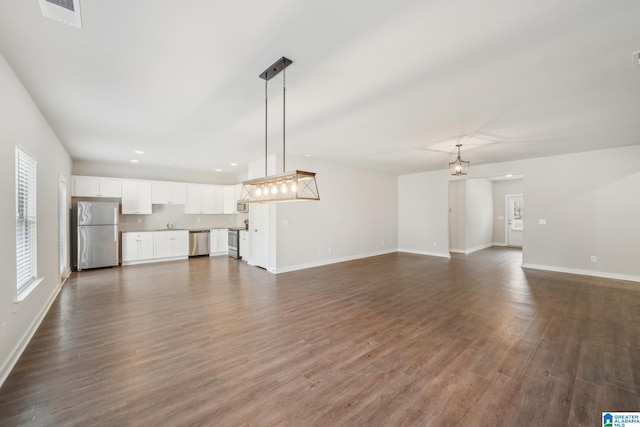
[1,0,639,175]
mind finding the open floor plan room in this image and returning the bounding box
[0,248,638,426]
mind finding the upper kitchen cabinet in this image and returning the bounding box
[121,180,152,214]
[72,176,122,198]
[223,186,236,214]
[213,185,225,214]
[185,184,215,214]
[152,181,187,205]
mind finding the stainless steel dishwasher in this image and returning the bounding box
[189,230,210,257]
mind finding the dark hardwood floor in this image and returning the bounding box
[1,248,639,426]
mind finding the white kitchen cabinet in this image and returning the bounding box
[121,180,152,214]
[213,185,225,214]
[209,228,228,255]
[186,184,215,214]
[72,176,122,198]
[122,232,154,264]
[153,230,189,259]
[239,230,248,259]
[152,181,187,205]
[234,184,243,211]
[223,186,236,214]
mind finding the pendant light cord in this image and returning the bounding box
[265,79,268,177]
[282,63,286,173]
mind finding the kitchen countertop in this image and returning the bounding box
[122,227,244,233]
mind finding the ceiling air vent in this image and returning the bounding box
[45,0,74,12]
[38,0,82,29]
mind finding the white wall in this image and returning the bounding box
[448,179,494,253]
[492,179,523,245]
[0,53,72,385]
[464,179,493,252]
[398,145,640,282]
[398,170,450,257]
[448,180,466,252]
[274,156,398,272]
[73,160,244,185]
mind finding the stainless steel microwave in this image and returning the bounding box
[236,202,249,213]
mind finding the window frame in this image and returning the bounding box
[15,145,38,293]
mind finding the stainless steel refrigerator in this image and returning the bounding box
[72,201,119,271]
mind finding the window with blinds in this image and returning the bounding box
[59,176,67,277]
[16,146,37,291]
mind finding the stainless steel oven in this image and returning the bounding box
[228,229,241,259]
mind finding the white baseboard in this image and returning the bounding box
[449,243,494,255]
[493,242,507,247]
[0,283,62,388]
[521,263,640,283]
[397,249,451,259]
[274,249,398,274]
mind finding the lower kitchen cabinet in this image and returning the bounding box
[122,232,154,264]
[209,228,228,256]
[122,230,188,265]
[153,230,189,259]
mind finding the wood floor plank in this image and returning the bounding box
[0,248,639,426]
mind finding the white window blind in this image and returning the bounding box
[16,146,37,291]
[59,177,67,277]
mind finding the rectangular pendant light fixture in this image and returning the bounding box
[240,57,320,204]
[240,170,320,203]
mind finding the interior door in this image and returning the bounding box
[252,204,269,269]
[506,194,524,248]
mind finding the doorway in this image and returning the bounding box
[506,194,523,248]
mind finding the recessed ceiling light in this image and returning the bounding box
[215,168,222,172]
[130,159,139,163]
[230,163,238,166]
[505,174,513,177]
[134,150,144,154]
[303,154,312,157]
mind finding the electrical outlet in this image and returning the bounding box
[328,247,332,254]
[317,248,322,255]
[196,217,200,223]
[137,218,142,224]
[1,322,6,340]
[433,241,438,247]
[538,219,547,225]
[590,255,597,262]
[381,240,385,246]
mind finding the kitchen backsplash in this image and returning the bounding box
[118,203,248,231]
